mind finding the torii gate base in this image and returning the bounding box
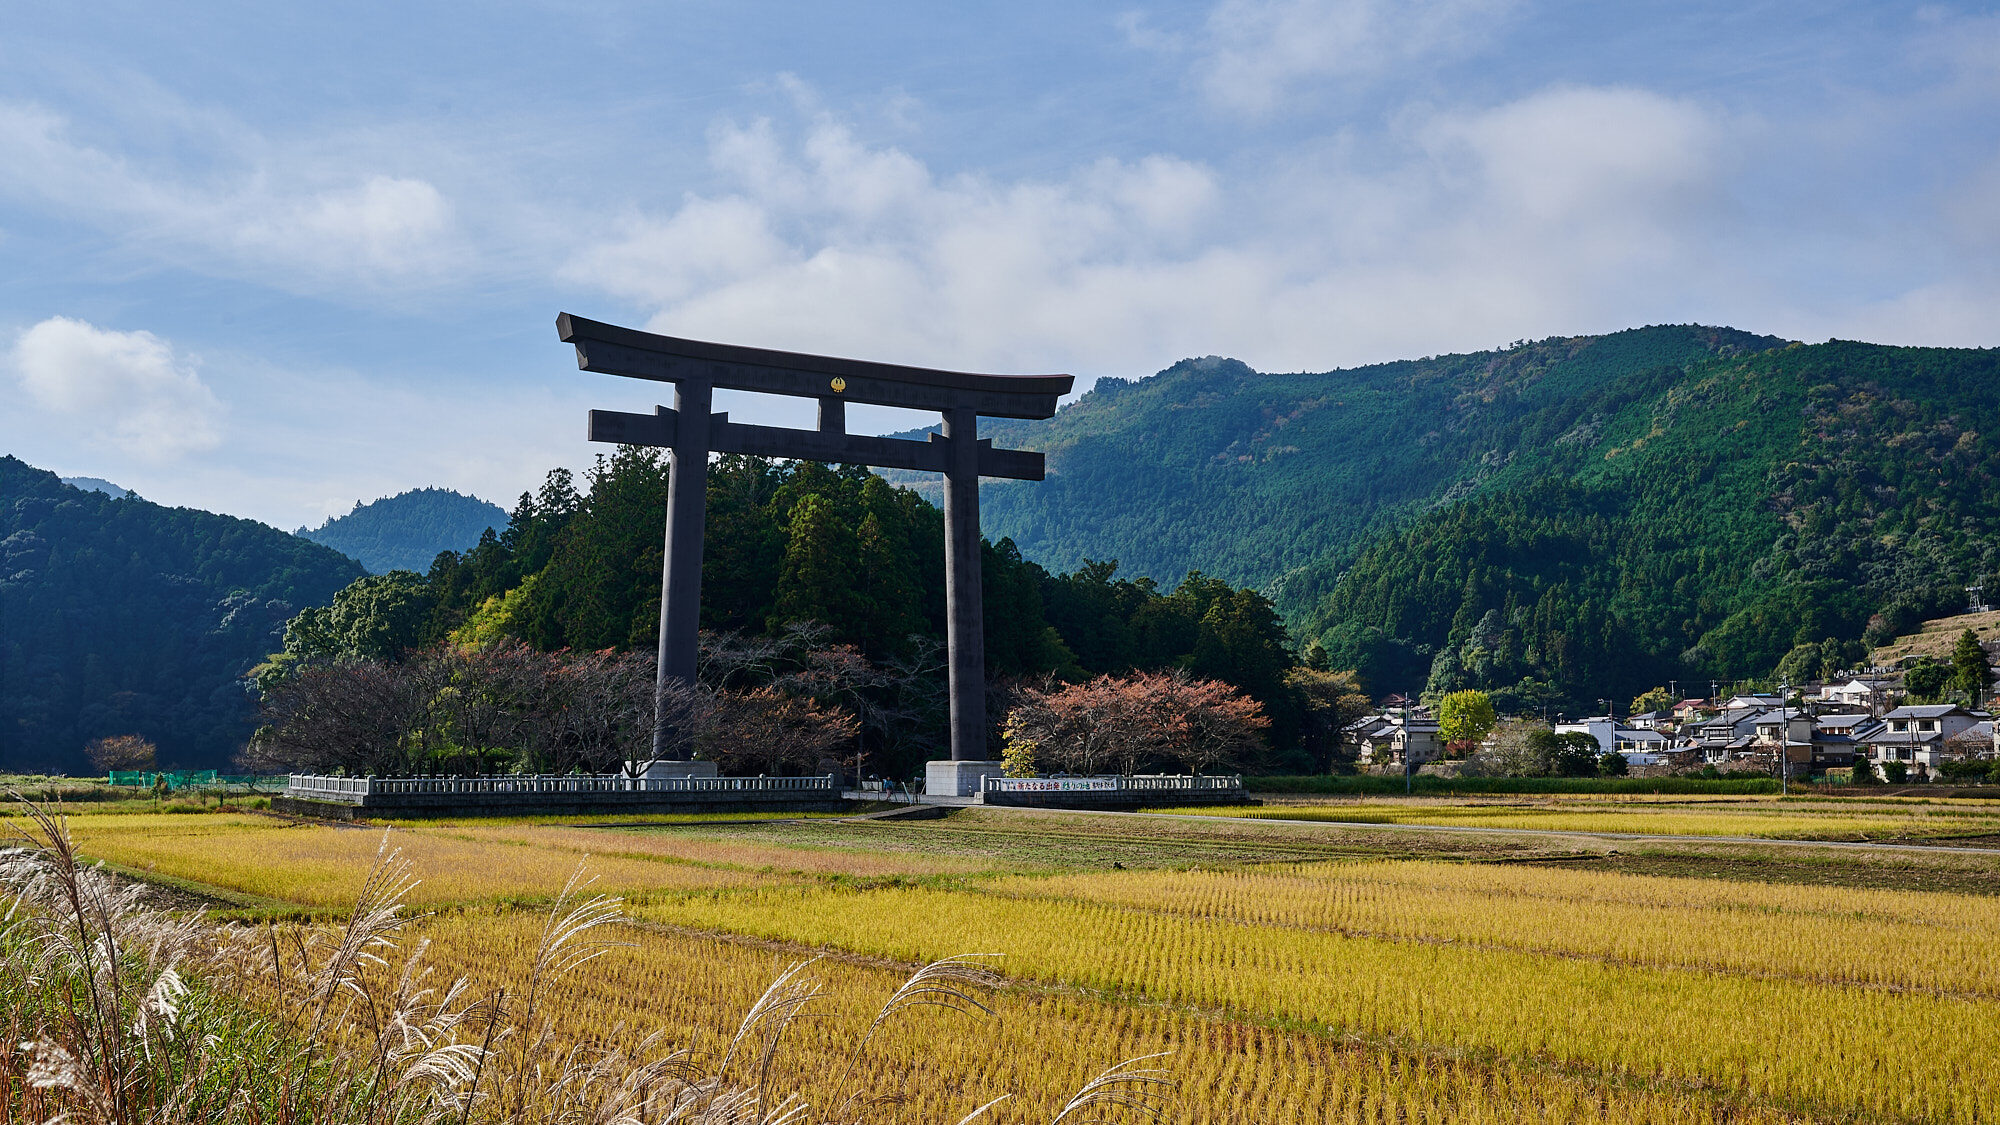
[926,759,1008,798]
[560,314,1072,794]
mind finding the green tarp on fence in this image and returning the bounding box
[106,772,287,792]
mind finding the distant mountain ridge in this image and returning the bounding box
[889,324,1786,593]
[61,476,129,499]
[298,487,505,574]
[2,455,365,772]
[888,325,2000,707]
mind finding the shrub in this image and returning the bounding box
[1883,761,1909,784]
[1242,775,1782,795]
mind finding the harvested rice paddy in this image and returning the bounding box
[20,796,2000,1122]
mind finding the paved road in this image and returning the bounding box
[978,804,2000,857]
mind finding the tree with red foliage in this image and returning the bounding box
[1002,670,1267,776]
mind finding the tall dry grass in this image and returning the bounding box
[1,795,1169,1124]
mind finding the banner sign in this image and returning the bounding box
[989,777,1120,792]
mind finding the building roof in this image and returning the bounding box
[1882,704,1972,720]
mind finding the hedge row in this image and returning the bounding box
[1243,775,1784,796]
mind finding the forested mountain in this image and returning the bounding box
[1311,341,2000,707]
[892,325,1785,605]
[1,457,365,772]
[297,488,504,574]
[272,453,1309,774]
[925,328,2000,711]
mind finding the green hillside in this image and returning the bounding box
[1,456,366,772]
[893,325,1785,606]
[909,328,2000,707]
[297,487,505,574]
[1311,340,2000,705]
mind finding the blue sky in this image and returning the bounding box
[3,1,1996,529]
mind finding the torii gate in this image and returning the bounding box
[558,313,1072,795]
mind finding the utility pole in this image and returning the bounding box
[1403,692,1414,795]
[1778,680,1789,797]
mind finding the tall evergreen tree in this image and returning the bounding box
[770,493,870,637]
[1952,629,1991,703]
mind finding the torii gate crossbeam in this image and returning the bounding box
[558,313,1072,794]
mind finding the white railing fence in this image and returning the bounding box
[983,774,1244,795]
[287,773,837,803]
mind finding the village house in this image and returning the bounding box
[1556,718,1673,764]
[1752,713,1857,770]
[1691,706,1772,764]
[1861,704,1986,779]
[1672,698,1715,723]
[1348,713,1442,769]
[1625,709,1675,732]
[1818,677,1898,711]
[1945,720,1995,762]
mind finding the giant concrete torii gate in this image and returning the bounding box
[558,313,1073,796]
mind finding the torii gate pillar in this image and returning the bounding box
[938,406,989,787]
[560,314,1071,795]
[658,377,711,691]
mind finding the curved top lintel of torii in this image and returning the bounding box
[558,312,1073,420]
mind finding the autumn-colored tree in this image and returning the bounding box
[1164,673,1271,775]
[1002,671,1267,776]
[84,734,157,773]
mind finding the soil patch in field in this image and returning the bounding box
[642,807,1607,872]
[1535,847,2000,896]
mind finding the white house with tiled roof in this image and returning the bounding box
[1861,705,1984,778]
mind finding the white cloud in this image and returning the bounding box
[11,317,223,461]
[0,101,461,290]
[560,86,1735,376]
[1177,0,1519,116]
[1425,86,1717,224]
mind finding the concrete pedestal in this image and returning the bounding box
[926,759,1006,798]
[628,759,720,779]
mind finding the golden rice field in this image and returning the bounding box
[415,906,1813,1125]
[45,813,974,908]
[1157,795,2000,840]
[19,801,2000,1123]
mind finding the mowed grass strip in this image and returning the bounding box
[49,814,773,908]
[635,881,1997,1123]
[999,860,2000,997]
[1165,799,2000,840]
[412,907,1812,1125]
